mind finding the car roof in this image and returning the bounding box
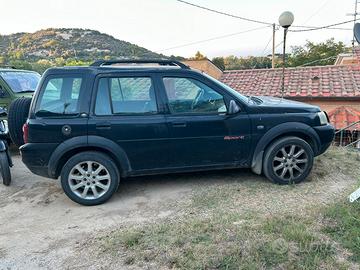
[44,65,203,76]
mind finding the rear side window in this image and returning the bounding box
[36,76,82,116]
[95,77,157,115]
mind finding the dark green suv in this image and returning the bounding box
[19,60,334,206]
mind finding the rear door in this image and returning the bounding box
[160,75,251,168]
[29,73,89,144]
[87,72,169,171]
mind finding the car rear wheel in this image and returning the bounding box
[8,97,32,147]
[263,136,314,185]
[61,151,120,206]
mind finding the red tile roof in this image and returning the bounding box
[220,64,360,99]
[327,106,360,130]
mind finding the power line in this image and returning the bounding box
[263,40,283,57]
[176,0,272,26]
[291,25,351,31]
[290,18,360,32]
[297,55,337,66]
[156,26,269,52]
[176,0,353,31]
[302,0,332,24]
[260,34,273,56]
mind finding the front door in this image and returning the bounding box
[160,76,251,168]
[87,74,169,171]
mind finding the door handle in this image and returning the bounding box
[172,122,187,128]
[96,122,111,130]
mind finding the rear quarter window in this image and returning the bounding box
[35,76,83,116]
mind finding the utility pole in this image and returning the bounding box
[272,23,276,68]
[353,0,358,49]
[347,0,359,49]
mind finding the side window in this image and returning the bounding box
[95,77,157,115]
[163,77,226,114]
[36,76,82,116]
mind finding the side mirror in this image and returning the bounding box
[228,100,240,114]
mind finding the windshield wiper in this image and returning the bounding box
[35,110,77,117]
[18,90,35,93]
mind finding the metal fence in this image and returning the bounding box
[333,120,360,149]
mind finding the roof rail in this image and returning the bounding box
[90,59,190,69]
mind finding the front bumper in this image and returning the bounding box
[313,123,335,155]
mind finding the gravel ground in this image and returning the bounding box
[0,150,358,269]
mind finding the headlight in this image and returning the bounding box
[317,111,328,125]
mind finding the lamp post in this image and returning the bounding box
[278,11,294,98]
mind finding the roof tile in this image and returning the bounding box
[220,64,360,98]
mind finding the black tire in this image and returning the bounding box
[263,136,314,185]
[0,152,11,186]
[60,151,120,206]
[8,97,32,147]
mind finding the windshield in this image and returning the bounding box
[202,73,248,103]
[0,71,40,93]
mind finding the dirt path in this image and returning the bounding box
[0,155,197,269]
[0,152,358,269]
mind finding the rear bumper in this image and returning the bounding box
[20,142,58,179]
[313,124,335,155]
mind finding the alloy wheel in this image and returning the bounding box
[272,144,309,182]
[68,161,111,200]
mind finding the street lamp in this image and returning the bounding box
[278,11,294,98]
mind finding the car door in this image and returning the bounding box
[87,73,169,172]
[29,73,89,144]
[160,75,251,168]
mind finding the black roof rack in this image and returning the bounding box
[90,59,190,69]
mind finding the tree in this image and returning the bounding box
[212,57,225,70]
[8,60,32,70]
[287,38,347,67]
[190,51,207,60]
[221,55,272,70]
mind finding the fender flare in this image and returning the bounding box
[251,122,320,175]
[48,135,131,178]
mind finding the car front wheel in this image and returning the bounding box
[61,151,120,206]
[263,136,314,185]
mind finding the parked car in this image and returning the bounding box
[0,67,41,146]
[17,60,334,205]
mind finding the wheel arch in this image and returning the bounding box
[251,122,320,175]
[48,136,131,178]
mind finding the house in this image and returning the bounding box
[182,59,223,80]
[334,47,360,66]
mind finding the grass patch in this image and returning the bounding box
[323,200,360,263]
[96,147,360,269]
[313,147,360,179]
[100,212,342,269]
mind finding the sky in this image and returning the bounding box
[0,0,355,58]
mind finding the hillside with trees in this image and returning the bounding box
[0,29,347,73]
[0,28,170,73]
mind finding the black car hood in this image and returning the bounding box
[252,96,321,113]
